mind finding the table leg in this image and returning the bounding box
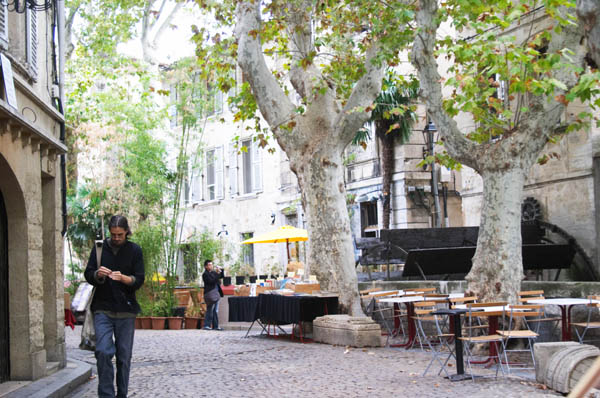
[454,313,464,375]
[567,305,575,341]
[390,303,416,348]
[447,313,473,381]
[559,306,568,341]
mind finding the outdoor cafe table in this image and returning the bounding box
[379,293,464,348]
[527,298,600,341]
[228,294,339,339]
[431,308,470,381]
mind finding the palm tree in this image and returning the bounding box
[354,73,419,229]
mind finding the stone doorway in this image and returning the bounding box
[0,190,9,382]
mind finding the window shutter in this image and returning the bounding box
[216,146,224,199]
[229,143,238,197]
[251,140,262,192]
[0,2,8,48]
[191,172,201,203]
[26,8,37,77]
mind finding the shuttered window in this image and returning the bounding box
[215,146,224,199]
[26,8,37,77]
[251,140,262,192]
[0,2,8,48]
[229,143,238,197]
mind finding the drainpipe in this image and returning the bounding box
[57,0,67,236]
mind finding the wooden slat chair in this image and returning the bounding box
[412,300,455,377]
[423,294,451,332]
[459,302,508,380]
[497,305,541,374]
[572,296,600,344]
[449,296,487,336]
[365,291,406,341]
[518,290,561,334]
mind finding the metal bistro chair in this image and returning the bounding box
[518,290,561,335]
[497,304,541,374]
[412,300,455,377]
[572,296,600,344]
[365,291,406,344]
[459,302,508,381]
[449,296,487,336]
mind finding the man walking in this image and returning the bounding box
[84,215,145,398]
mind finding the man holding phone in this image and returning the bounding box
[84,215,145,398]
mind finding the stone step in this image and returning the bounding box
[45,361,60,377]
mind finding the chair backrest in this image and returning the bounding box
[424,293,450,305]
[360,288,381,296]
[504,304,544,330]
[518,290,545,303]
[586,296,600,310]
[413,300,437,317]
[449,296,477,308]
[371,291,400,298]
[466,302,508,317]
[462,302,507,337]
[404,287,436,294]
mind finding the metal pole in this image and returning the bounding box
[429,130,442,228]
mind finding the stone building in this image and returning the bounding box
[0,1,67,383]
[180,8,599,280]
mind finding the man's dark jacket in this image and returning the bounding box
[84,239,145,314]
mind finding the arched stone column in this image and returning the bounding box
[0,153,45,380]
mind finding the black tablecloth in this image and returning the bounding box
[228,296,260,322]
[228,294,338,324]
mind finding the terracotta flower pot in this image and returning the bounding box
[151,317,166,330]
[140,317,152,329]
[168,317,183,330]
[184,316,200,329]
[135,317,142,329]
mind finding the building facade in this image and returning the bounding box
[0,1,67,382]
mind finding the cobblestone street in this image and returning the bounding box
[64,325,561,398]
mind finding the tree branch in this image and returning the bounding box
[287,0,314,100]
[411,0,479,168]
[336,44,385,146]
[152,1,183,47]
[235,1,296,148]
[65,3,81,60]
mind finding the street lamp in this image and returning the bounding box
[422,120,441,228]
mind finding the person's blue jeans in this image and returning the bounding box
[205,299,220,329]
[94,312,136,398]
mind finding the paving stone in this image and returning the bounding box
[64,325,561,397]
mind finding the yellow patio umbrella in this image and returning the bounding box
[241,225,308,262]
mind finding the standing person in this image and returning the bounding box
[84,215,145,398]
[202,259,223,330]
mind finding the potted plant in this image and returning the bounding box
[137,290,153,329]
[184,290,204,329]
[151,298,169,330]
[184,304,204,329]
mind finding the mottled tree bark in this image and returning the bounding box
[577,0,600,67]
[235,1,384,314]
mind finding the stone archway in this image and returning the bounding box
[0,155,29,381]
